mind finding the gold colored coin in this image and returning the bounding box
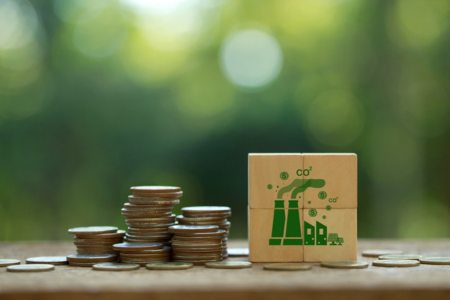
[26,256,68,265]
[362,249,403,257]
[320,261,369,269]
[264,263,312,271]
[205,261,252,269]
[93,262,140,271]
[419,257,450,265]
[7,264,55,272]
[372,259,419,267]
[146,262,193,270]
[0,259,20,267]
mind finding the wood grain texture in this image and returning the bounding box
[0,240,450,300]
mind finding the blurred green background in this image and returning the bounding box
[0,0,449,241]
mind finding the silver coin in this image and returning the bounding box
[0,259,21,267]
[362,249,403,258]
[372,259,419,267]
[26,256,68,265]
[419,256,450,265]
[7,264,55,272]
[93,262,140,271]
[146,262,193,270]
[205,261,252,269]
[379,254,422,261]
[321,260,369,269]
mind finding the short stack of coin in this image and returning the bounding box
[68,226,124,256]
[177,206,231,257]
[122,186,182,244]
[169,224,227,264]
[113,242,170,265]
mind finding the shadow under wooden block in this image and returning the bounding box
[303,208,357,262]
[248,208,304,262]
[303,153,357,209]
[248,153,304,209]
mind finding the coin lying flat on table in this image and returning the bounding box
[264,263,312,271]
[372,259,419,267]
[67,254,117,264]
[321,261,369,269]
[68,226,118,234]
[379,254,422,261]
[205,261,252,269]
[227,248,249,257]
[0,259,21,267]
[92,262,140,271]
[26,256,68,265]
[362,249,403,258]
[146,262,194,270]
[419,257,450,265]
[7,264,55,272]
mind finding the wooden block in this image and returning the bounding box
[303,153,357,209]
[303,208,357,262]
[248,208,303,262]
[248,153,303,209]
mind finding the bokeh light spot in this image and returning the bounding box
[389,0,449,48]
[0,0,38,50]
[305,90,364,146]
[220,29,283,89]
[72,4,128,59]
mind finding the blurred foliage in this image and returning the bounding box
[0,0,449,240]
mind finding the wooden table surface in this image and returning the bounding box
[0,239,449,300]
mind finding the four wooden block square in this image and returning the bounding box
[248,153,357,262]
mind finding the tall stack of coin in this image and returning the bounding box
[122,186,182,244]
[113,242,170,265]
[67,226,124,266]
[168,225,227,264]
[177,206,231,257]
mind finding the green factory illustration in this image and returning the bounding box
[267,170,344,246]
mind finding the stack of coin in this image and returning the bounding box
[113,242,170,265]
[122,186,182,244]
[177,206,231,257]
[169,225,227,264]
[68,226,124,256]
